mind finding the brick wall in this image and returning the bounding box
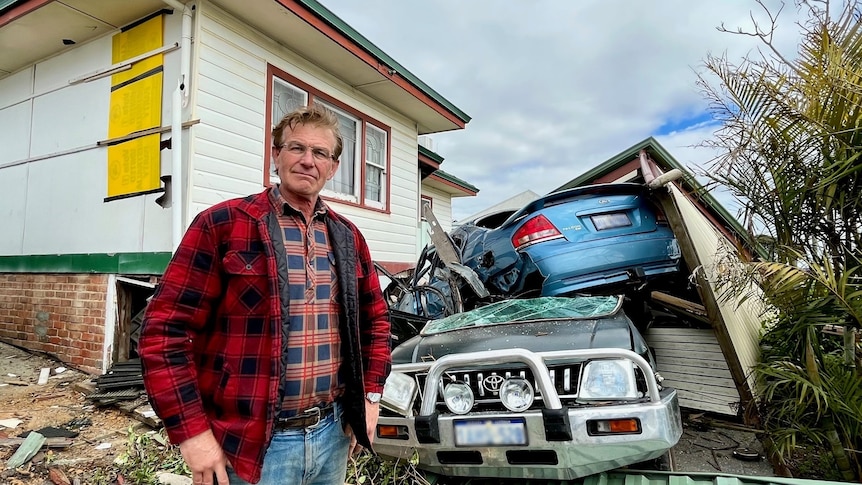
[0,274,109,374]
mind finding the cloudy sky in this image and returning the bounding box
[321,0,800,221]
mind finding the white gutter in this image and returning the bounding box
[162,0,195,251]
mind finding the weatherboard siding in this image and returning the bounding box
[193,4,421,265]
[646,327,738,415]
[0,18,180,257]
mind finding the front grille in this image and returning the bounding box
[415,363,583,410]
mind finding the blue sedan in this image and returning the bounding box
[391,183,682,319]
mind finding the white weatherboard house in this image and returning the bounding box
[0,0,476,373]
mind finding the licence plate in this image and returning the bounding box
[453,418,527,446]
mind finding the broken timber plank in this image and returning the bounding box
[116,396,162,428]
[650,290,710,324]
[0,437,74,448]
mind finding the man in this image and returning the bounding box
[140,105,392,485]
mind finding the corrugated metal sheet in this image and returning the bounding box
[454,470,850,485]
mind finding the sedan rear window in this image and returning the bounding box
[421,296,622,335]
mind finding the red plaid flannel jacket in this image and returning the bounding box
[140,189,391,483]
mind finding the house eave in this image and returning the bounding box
[424,170,478,197]
[0,0,470,135]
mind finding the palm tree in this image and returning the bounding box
[698,0,862,479]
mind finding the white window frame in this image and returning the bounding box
[420,196,433,221]
[364,124,387,209]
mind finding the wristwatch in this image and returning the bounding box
[365,392,382,404]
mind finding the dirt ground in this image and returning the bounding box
[0,341,145,485]
[669,414,775,476]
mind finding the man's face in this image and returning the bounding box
[272,123,339,201]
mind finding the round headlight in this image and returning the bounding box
[500,377,534,412]
[443,382,474,414]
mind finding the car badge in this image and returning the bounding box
[482,374,505,393]
[598,199,610,204]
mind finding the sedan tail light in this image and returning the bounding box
[512,215,563,250]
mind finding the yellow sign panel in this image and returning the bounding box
[112,16,164,85]
[107,134,161,198]
[107,14,164,200]
[108,71,163,139]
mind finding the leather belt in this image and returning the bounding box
[274,404,334,430]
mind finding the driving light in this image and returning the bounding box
[500,377,534,412]
[381,372,418,416]
[443,382,474,414]
[578,359,637,401]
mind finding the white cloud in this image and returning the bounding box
[321,0,800,220]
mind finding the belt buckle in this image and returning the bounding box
[301,406,322,429]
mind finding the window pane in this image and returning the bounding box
[365,126,386,168]
[366,165,382,202]
[365,126,386,204]
[272,79,307,125]
[316,100,359,199]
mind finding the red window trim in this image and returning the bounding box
[265,64,392,214]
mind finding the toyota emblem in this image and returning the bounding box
[482,374,505,393]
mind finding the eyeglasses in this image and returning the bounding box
[276,141,335,162]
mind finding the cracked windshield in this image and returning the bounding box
[421,295,622,335]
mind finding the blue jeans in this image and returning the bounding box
[228,402,350,485]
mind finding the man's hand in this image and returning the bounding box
[179,430,230,485]
[347,400,380,457]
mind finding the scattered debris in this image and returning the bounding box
[87,359,144,406]
[37,368,50,385]
[0,437,73,449]
[94,443,111,450]
[0,419,22,430]
[156,471,193,485]
[21,426,78,439]
[48,466,71,485]
[733,448,762,461]
[6,431,45,469]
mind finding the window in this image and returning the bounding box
[365,125,387,207]
[420,196,433,221]
[267,66,390,211]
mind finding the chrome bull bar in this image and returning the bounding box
[416,347,660,417]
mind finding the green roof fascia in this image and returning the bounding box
[432,169,479,193]
[555,136,748,242]
[296,0,470,125]
[0,252,172,274]
[553,137,661,192]
[418,144,444,164]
